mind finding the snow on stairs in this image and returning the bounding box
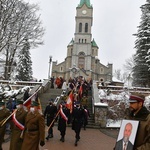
[85,90,100,129]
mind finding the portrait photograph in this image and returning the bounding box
[115,119,139,150]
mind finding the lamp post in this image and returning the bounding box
[48,56,52,79]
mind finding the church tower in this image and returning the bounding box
[52,0,113,82]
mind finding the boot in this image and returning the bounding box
[46,135,49,140]
[74,139,78,146]
[61,137,65,142]
[60,136,65,142]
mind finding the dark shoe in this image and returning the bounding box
[46,136,49,140]
[75,139,78,146]
[61,137,65,142]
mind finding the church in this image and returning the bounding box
[51,0,113,83]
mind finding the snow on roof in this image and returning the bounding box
[112,77,123,83]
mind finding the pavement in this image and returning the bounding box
[3,126,119,150]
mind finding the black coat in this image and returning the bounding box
[44,105,57,126]
[72,107,84,131]
[115,139,133,150]
[58,106,70,134]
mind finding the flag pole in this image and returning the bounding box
[0,109,17,127]
[47,110,60,131]
[23,86,42,105]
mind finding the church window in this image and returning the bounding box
[100,67,104,74]
[92,49,94,55]
[78,52,85,69]
[85,23,88,32]
[79,39,80,43]
[82,39,83,43]
[71,48,73,55]
[79,23,82,32]
[60,67,63,72]
[85,39,87,43]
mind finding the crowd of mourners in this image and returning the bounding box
[0,76,92,150]
[0,75,150,150]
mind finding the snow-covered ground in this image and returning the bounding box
[98,88,150,128]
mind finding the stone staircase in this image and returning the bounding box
[39,88,62,110]
[39,88,100,129]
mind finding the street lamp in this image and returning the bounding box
[48,56,52,79]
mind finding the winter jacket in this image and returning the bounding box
[130,107,150,150]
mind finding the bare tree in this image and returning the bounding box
[0,0,45,79]
[123,54,135,74]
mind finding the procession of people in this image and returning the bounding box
[0,75,150,150]
[0,76,92,149]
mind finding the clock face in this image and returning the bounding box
[82,10,87,15]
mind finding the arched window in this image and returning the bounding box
[92,49,94,55]
[60,67,63,72]
[79,23,82,32]
[79,39,80,43]
[78,52,85,69]
[85,23,88,32]
[100,67,104,74]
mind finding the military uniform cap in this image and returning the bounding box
[31,101,39,106]
[129,95,145,103]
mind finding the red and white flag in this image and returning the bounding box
[78,85,83,98]
[66,92,74,113]
[12,110,24,130]
[60,105,68,121]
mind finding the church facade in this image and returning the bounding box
[51,0,113,82]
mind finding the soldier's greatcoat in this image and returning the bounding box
[21,110,45,150]
[0,108,10,150]
[9,107,27,150]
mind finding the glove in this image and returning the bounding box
[40,141,45,147]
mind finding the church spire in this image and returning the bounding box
[79,0,92,8]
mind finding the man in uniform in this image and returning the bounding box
[0,100,10,150]
[72,102,84,146]
[21,101,45,150]
[58,101,70,142]
[44,100,57,140]
[128,94,150,150]
[9,99,27,150]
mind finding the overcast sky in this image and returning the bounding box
[26,0,145,80]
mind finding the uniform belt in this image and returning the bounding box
[26,128,39,132]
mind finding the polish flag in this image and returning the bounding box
[66,92,74,113]
[60,105,68,121]
[78,85,83,98]
[12,110,24,130]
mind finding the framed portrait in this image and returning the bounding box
[115,119,139,150]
